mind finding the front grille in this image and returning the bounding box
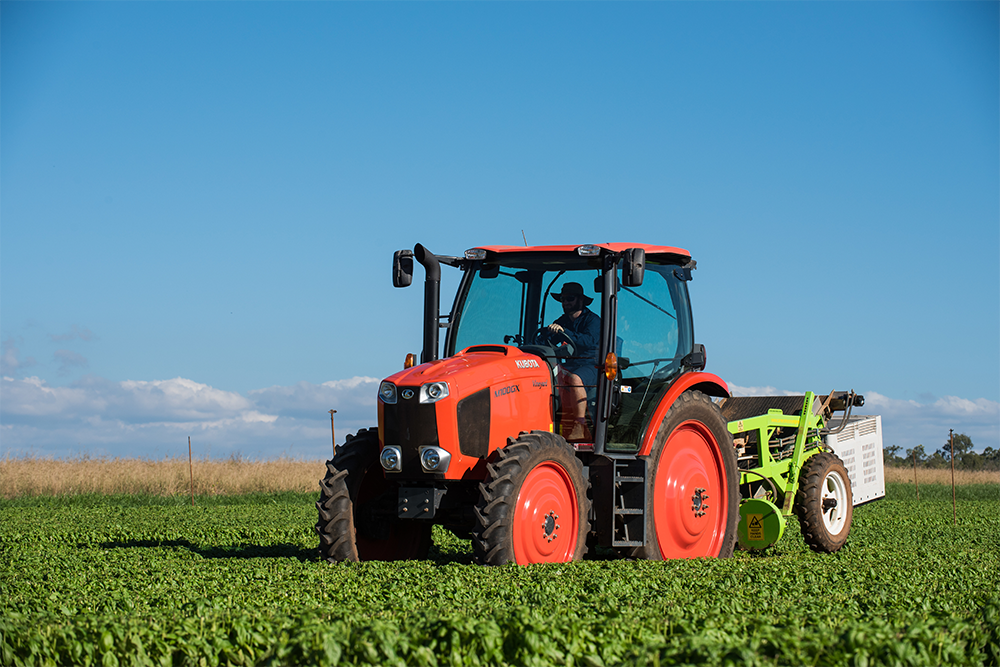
[382,393,440,479]
[457,388,490,458]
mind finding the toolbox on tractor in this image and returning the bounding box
[316,243,884,565]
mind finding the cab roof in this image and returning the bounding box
[471,243,691,261]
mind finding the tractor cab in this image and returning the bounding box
[396,243,706,455]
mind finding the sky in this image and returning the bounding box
[2,1,998,461]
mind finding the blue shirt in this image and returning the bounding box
[554,306,601,386]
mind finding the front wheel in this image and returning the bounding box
[795,452,853,553]
[632,390,739,560]
[473,431,591,565]
[316,428,432,562]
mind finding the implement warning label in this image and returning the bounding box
[747,514,764,541]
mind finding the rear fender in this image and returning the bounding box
[637,372,729,457]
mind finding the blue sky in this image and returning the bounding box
[2,1,998,460]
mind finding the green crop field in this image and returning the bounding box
[2,483,998,667]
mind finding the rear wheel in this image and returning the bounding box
[473,431,590,565]
[795,452,853,553]
[316,428,432,562]
[632,390,738,560]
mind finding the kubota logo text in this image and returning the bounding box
[515,359,540,369]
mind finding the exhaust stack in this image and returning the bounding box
[414,243,441,364]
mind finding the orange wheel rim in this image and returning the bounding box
[512,462,579,564]
[653,420,728,558]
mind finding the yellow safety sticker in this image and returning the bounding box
[747,514,764,541]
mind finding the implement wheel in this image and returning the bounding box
[473,431,590,565]
[795,452,853,553]
[633,390,738,560]
[316,428,431,562]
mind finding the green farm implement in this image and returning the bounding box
[720,391,884,552]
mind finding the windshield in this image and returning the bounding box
[448,255,603,353]
[447,253,694,451]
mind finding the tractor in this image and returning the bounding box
[316,242,881,564]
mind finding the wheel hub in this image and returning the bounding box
[691,487,710,518]
[542,510,560,543]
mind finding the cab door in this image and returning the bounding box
[604,264,694,452]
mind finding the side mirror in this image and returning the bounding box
[622,248,645,287]
[393,250,414,288]
[682,343,706,371]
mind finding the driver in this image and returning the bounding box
[546,282,600,441]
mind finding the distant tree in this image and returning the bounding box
[884,445,906,467]
[936,433,974,461]
[879,438,998,471]
[934,433,983,470]
[959,451,983,470]
[925,451,949,469]
[982,447,1000,472]
[905,444,927,465]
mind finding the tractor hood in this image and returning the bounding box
[378,345,554,480]
[383,345,550,398]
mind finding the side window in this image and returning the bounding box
[606,266,690,451]
[452,270,525,351]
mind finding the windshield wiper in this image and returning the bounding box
[620,286,676,320]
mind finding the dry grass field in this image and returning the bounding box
[0,455,327,499]
[883,465,998,486]
[1,454,996,499]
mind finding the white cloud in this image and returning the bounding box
[0,375,379,459]
[54,349,89,375]
[1,374,997,459]
[728,384,801,397]
[248,377,380,420]
[863,392,999,418]
[118,377,253,421]
[863,391,999,451]
[727,385,999,452]
[49,325,97,342]
[0,376,256,424]
[1,376,99,419]
[1,338,36,376]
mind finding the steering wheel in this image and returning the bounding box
[533,327,576,359]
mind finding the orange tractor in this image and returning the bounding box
[316,242,755,564]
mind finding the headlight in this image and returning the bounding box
[379,382,397,404]
[380,446,402,472]
[419,446,451,473]
[419,382,449,403]
[421,448,440,470]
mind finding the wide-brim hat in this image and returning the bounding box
[552,282,593,306]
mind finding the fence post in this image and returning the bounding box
[329,410,338,458]
[188,436,195,507]
[950,429,956,526]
